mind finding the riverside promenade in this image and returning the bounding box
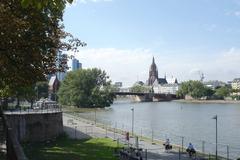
[63,113,207,160]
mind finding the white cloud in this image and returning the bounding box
[225,10,240,17]
[234,11,240,16]
[66,47,240,87]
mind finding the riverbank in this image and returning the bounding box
[174,99,240,104]
[63,113,226,160]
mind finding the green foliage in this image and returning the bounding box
[57,68,115,108]
[23,136,120,160]
[214,86,230,99]
[21,0,73,10]
[35,81,49,99]
[0,0,86,97]
[204,87,215,97]
[177,80,214,99]
[130,84,150,93]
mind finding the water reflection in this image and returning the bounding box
[78,99,240,158]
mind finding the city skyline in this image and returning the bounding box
[63,0,240,86]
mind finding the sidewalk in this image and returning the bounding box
[63,113,206,160]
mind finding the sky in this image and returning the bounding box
[63,0,240,87]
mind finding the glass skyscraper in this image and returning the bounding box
[72,58,82,71]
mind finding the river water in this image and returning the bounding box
[78,99,240,159]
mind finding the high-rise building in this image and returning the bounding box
[56,53,68,81]
[57,72,67,81]
[72,58,82,71]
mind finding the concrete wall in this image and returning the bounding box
[5,112,63,142]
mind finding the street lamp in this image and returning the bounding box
[94,108,97,125]
[212,115,218,160]
[131,107,134,136]
[93,104,96,125]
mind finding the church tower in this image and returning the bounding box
[148,57,158,85]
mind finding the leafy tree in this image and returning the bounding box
[0,0,85,99]
[177,80,207,99]
[35,81,49,99]
[130,83,150,93]
[14,85,36,108]
[189,81,206,99]
[176,81,190,97]
[20,0,74,11]
[204,87,215,98]
[215,86,230,99]
[57,68,115,108]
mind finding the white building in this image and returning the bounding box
[231,78,240,90]
[152,77,179,94]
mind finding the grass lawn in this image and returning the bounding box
[23,135,121,160]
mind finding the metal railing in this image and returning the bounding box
[65,112,240,160]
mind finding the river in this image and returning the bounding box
[77,99,240,159]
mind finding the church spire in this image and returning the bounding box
[148,56,158,86]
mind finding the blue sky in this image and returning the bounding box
[63,0,240,86]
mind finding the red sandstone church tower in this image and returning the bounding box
[148,57,158,86]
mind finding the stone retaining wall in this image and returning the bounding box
[5,112,63,142]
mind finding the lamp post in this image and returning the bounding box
[131,107,134,136]
[93,104,96,125]
[94,108,96,125]
[212,115,218,160]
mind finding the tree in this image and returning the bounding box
[14,85,36,108]
[177,80,207,99]
[130,84,150,93]
[215,86,230,99]
[204,87,215,98]
[35,81,49,99]
[57,68,115,108]
[0,0,86,98]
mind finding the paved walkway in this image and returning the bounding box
[63,113,206,160]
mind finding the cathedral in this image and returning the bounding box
[147,57,179,94]
[148,57,168,86]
